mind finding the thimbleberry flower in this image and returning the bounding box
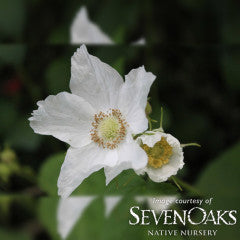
[135,131,184,182]
[29,45,155,198]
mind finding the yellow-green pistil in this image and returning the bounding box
[141,137,173,168]
[90,109,127,149]
[98,117,120,141]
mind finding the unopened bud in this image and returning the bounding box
[145,101,152,116]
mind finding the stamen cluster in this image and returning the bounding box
[141,137,173,168]
[90,109,128,149]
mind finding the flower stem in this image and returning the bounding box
[148,116,152,130]
[181,143,201,148]
[173,177,203,197]
[171,176,183,191]
[160,107,163,130]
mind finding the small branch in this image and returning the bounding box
[171,176,183,191]
[160,107,163,130]
[174,177,204,197]
[148,116,152,130]
[181,143,201,148]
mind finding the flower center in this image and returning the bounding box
[90,109,127,149]
[141,137,173,168]
[99,117,120,141]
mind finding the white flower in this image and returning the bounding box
[70,6,113,44]
[29,45,156,198]
[57,196,95,239]
[135,131,184,182]
[70,6,145,45]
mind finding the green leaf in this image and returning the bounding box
[0,45,26,66]
[222,50,240,90]
[102,197,144,240]
[38,153,65,196]
[0,228,30,240]
[105,169,179,196]
[197,141,240,204]
[0,101,18,135]
[112,25,125,44]
[112,57,125,75]
[195,141,240,239]
[72,170,106,195]
[6,117,42,151]
[45,58,70,95]
[48,27,69,44]
[0,0,25,40]
[38,197,60,240]
[68,197,105,240]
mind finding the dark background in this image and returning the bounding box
[0,0,239,239]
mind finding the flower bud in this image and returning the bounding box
[145,101,152,116]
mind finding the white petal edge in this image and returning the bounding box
[104,196,122,217]
[57,196,95,239]
[118,66,156,134]
[58,143,118,198]
[104,140,148,185]
[70,6,113,45]
[29,92,95,148]
[70,45,123,111]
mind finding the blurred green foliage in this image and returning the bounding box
[45,58,70,95]
[0,0,26,42]
[188,142,240,240]
[0,228,30,240]
[195,142,240,239]
[0,0,240,239]
[0,0,239,44]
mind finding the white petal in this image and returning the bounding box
[135,132,184,182]
[104,196,122,217]
[104,141,147,185]
[58,143,118,198]
[118,66,156,134]
[70,7,113,45]
[57,196,95,239]
[29,92,95,148]
[70,45,123,110]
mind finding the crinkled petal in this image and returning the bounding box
[29,92,95,148]
[118,66,156,134]
[58,143,118,198]
[57,196,95,239]
[70,7,113,45]
[104,141,147,185]
[70,45,123,111]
